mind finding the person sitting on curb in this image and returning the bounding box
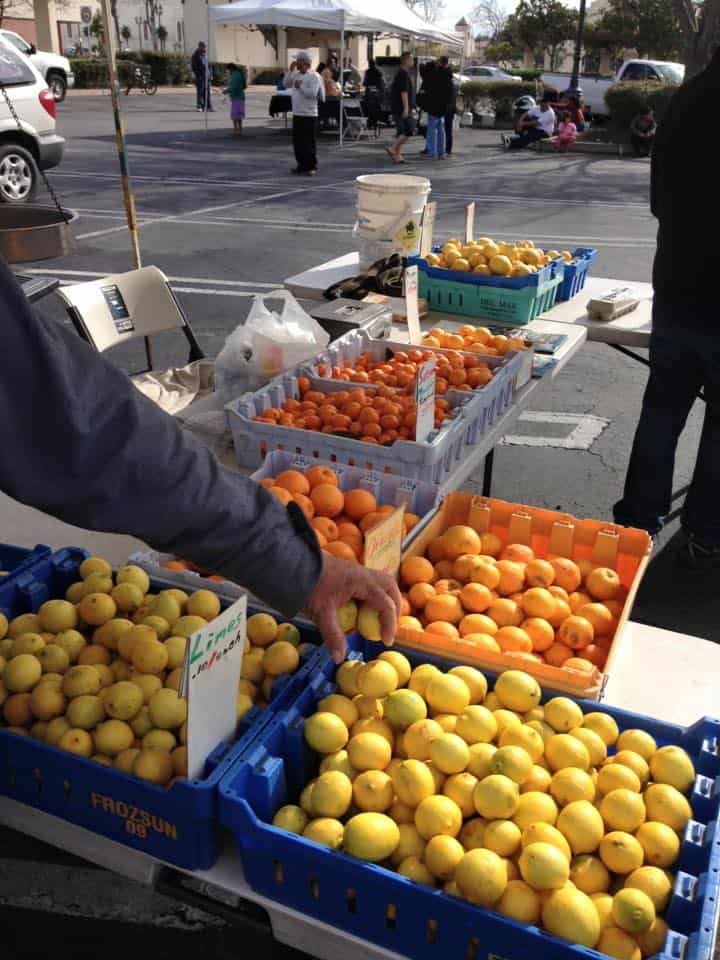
[630,108,656,157]
[555,111,578,152]
[502,94,556,151]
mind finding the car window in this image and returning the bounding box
[622,63,649,81]
[0,44,36,85]
[1,31,29,54]
[655,63,684,83]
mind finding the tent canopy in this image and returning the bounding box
[208,0,462,48]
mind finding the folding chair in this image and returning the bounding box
[343,98,371,141]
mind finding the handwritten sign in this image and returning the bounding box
[420,201,437,258]
[404,264,421,344]
[414,356,436,443]
[182,594,247,779]
[364,505,406,576]
[465,201,475,244]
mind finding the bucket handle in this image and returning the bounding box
[356,200,423,238]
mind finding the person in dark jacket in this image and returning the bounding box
[421,58,454,160]
[629,109,656,157]
[614,51,720,567]
[0,261,400,661]
[191,41,213,112]
[438,56,458,155]
[362,58,385,93]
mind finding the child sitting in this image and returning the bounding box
[556,111,577,152]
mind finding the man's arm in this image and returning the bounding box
[401,90,409,117]
[0,262,321,617]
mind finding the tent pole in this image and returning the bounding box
[339,17,344,148]
[205,0,210,134]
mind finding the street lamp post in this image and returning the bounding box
[568,0,587,97]
[134,15,143,50]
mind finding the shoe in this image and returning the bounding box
[676,535,720,569]
[501,134,511,149]
[197,107,203,112]
[290,167,302,174]
[305,169,317,176]
[419,148,428,155]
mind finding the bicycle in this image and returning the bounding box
[124,66,158,96]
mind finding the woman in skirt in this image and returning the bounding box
[225,63,247,135]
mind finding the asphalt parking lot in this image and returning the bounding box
[0,86,716,959]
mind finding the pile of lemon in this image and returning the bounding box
[273,657,695,958]
[425,238,576,279]
[0,557,303,787]
[240,612,309,716]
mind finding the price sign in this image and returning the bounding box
[182,595,247,779]
[364,505,406,576]
[420,200,437,258]
[404,264,421,344]
[465,201,475,244]
[414,356,436,443]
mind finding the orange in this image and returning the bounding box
[495,626,532,653]
[425,621,460,641]
[311,484,345,518]
[306,465,339,489]
[337,522,363,545]
[522,588,556,620]
[525,559,556,588]
[557,615,594,650]
[312,517,339,542]
[522,617,555,652]
[338,536,363,559]
[603,600,624,618]
[404,513,420,532]
[460,583,493,613]
[548,598,572,629]
[408,582,436,609]
[495,561,525,596]
[568,591,593,613]
[459,613,498,637]
[585,567,621,601]
[425,594,464,625]
[462,633,501,653]
[563,657,594,674]
[454,554,490,583]
[434,560,455,580]
[400,557,436,586]
[576,603,615,636]
[325,541,359,562]
[427,537,447,562]
[487,598,523,628]
[398,615,423,631]
[549,558,582,592]
[583,644,608,668]
[435,578,462,595]
[442,526,482,561]
[548,585,570,601]
[543,642,573,667]
[259,478,276,490]
[344,489,378,520]
[360,512,385,533]
[293,493,315,520]
[480,532,503,557]
[400,596,411,617]
[501,544,535,563]
[467,560,501,591]
[275,470,310,496]
[269,486,293,506]
[315,530,328,549]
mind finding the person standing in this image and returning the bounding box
[224,63,246,135]
[613,50,720,567]
[439,56,458,156]
[191,41,213,112]
[284,51,324,176]
[503,94,555,150]
[387,53,415,164]
[422,58,454,160]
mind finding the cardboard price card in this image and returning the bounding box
[403,264,421,344]
[420,201,437,257]
[182,594,247,780]
[465,201,475,244]
[414,356,436,443]
[364,505,406,576]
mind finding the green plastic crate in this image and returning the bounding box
[417,270,563,325]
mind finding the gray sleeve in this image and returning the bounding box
[0,261,322,617]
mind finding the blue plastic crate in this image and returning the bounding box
[0,542,51,584]
[0,547,324,870]
[556,248,598,303]
[219,635,720,960]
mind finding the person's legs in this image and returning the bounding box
[444,112,453,154]
[307,116,318,172]
[436,115,446,158]
[426,114,439,158]
[195,76,203,109]
[507,130,532,150]
[291,115,304,170]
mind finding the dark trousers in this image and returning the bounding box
[292,115,317,172]
[614,301,720,545]
[631,132,653,157]
[508,128,548,150]
[195,75,211,110]
[444,112,454,154]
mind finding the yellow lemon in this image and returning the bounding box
[383,689,427,731]
[497,879,541,924]
[336,660,363,697]
[303,817,344,849]
[352,770,393,812]
[599,831,645,874]
[466,742,497,779]
[557,800,604,854]
[404,718,443,760]
[544,697,584,732]
[272,804,308,835]
[443,772,479,818]
[430,732,470,774]
[494,670,541,712]
[473,773,519,819]
[600,788,647,832]
[613,750,650,785]
[596,927,642,960]
[455,848,507,906]
[347,731,392,771]
[357,659,399,698]
[512,790,558,830]
[304,712,349,754]
[570,854,610,894]
[378,650,412,687]
[635,821,680,868]
[424,673,471,715]
[392,758,436,806]
[649,745,695,793]
[263,641,300,677]
[246,613,278,647]
[542,886,601,948]
[519,841,570,890]
[448,665,487,704]
[318,694,359,730]
[343,812,399,862]
[521,822,571,861]
[311,770,353,818]
[397,855,434,884]
[643,782,692,832]
[390,822,426,865]
[636,916,669,957]
[499,723,544,762]
[483,819,522,857]
[490,745,533,784]
[319,749,356,781]
[612,888,655,934]
[545,733,591,772]
[407,663,442,697]
[551,768,596,806]
[459,817,487,851]
[414,795,462,839]
[591,891,615,932]
[488,254,512,276]
[624,865,672,912]
[424,834,465,880]
[570,727,607,766]
[597,764,642,796]
[522,764,552,794]
[616,729,657,761]
[455,705,497,744]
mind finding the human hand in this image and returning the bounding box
[306,554,402,665]
[294,78,302,88]
[402,109,409,118]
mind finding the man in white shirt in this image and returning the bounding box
[503,95,556,151]
[283,50,325,175]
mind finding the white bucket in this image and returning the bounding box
[353,173,431,269]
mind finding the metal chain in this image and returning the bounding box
[0,78,70,221]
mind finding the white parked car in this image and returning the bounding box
[0,28,74,101]
[541,59,684,117]
[463,65,522,83]
[0,34,65,202]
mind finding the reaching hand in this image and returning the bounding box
[306,554,402,665]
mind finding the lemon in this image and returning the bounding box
[79,592,117,627]
[352,770,393,812]
[591,891,615,932]
[522,765,552,794]
[425,673,471,715]
[570,853,610,894]
[94,719,134,756]
[499,723,544,762]
[388,800,415,825]
[494,670,541,712]
[343,812,400,861]
[246,613,278,646]
[612,888,655,934]
[353,694,384,720]
[378,650,412,686]
[133,747,173,785]
[272,804,308,834]
[299,780,316,815]
[597,764,642,796]
[434,714,458,733]
[66,694,106,729]
[415,795,462,839]
[424,834,464,880]
[148,688,187,729]
[624,866,672,912]
[150,594,182,627]
[551,768,596,806]
[636,916,669,957]
[347,731,392,771]
[600,788,647,832]
[143,729,177,751]
[185,589,221,620]
[304,817,344,849]
[483,819,522,857]
[473,773,519,819]
[38,599,78,633]
[649,745,695,793]
[545,733,590,772]
[29,684,66,721]
[11,632,45,656]
[459,817,487,851]
[114,747,141,773]
[512,790,558,830]
[115,564,150,594]
[357,660,399,697]
[263,641,300,677]
[383,689,427,730]
[351,716,394,747]
[557,800,604,854]
[404,718,443,760]
[318,694,359,730]
[336,660,363,697]
[466,742,497,779]
[311,770,352,818]
[8,613,40,637]
[443,772,479,818]
[305,712,349,754]
[519,841,570,890]
[521,822,571,861]
[616,729,657,762]
[455,848,507,906]
[455,705,497,744]
[397,855,434,884]
[276,623,302,647]
[490,745,533,784]
[448,665,487,704]
[497,879,541,924]
[544,697,584,732]
[426,761,446,792]
[392,758,436,806]
[407,663,442,697]
[542,886,600,948]
[79,556,113,580]
[493,709,522,737]
[4,654,42,693]
[643,782,692,832]
[599,831,644,874]
[319,749,356,781]
[596,927,642,960]
[104,680,144,720]
[635,821,680,867]
[570,727,607,766]
[613,750,650,785]
[488,254,512,276]
[430,732,470,774]
[390,823,426,865]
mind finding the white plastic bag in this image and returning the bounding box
[214,290,329,400]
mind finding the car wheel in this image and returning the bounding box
[0,145,38,203]
[48,72,67,102]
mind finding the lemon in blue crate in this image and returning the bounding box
[0,557,306,787]
[287,658,699,954]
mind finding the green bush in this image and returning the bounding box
[252,68,282,85]
[604,81,676,137]
[461,79,536,120]
[69,51,193,87]
[517,68,542,82]
[68,57,108,88]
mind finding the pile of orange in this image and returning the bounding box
[259,466,421,562]
[397,527,627,674]
[159,559,225,583]
[422,325,530,357]
[316,348,494,396]
[253,381,452,444]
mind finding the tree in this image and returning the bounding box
[157,24,167,52]
[0,0,32,29]
[511,0,577,69]
[144,0,162,51]
[472,0,507,39]
[90,11,104,52]
[120,24,132,48]
[484,39,521,65]
[675,0,720,77]
[110,0,121,48]
[594,0,681,61]
[405,0,447,24]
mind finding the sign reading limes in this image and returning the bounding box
[364,505,406,576]
[181,594,247,779]
[465,201,475,244]
[414,356,436,443]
